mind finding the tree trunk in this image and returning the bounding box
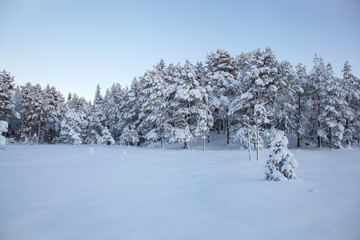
[203,138,206,151]
[318,98,321,148]
[345,118,349,146]
[38,122,41,144]
[207,133,210,143]
[217,120,221,134]
[256,125,260,161]
[20,117,24,143]
[297,92,301,148]
[297,136,300,148]
[161,135,164,149]
[329,127,332,148]
[226,118,230,145]
[247,127,252,161]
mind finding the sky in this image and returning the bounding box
[1,0,360,101]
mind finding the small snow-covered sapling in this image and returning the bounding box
[0,121,9,150]
[265,130,298,181]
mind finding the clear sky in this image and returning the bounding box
[1,0,359,101]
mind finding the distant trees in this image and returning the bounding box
[1,47,359,149]
[19,83,66,143]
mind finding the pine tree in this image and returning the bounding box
[103,83,124,141]
[205,49,237,144]
[93,84,105,134]
[265,130,298,181]
[318,64,346,148]
[308,55,327,147]
[42,85,66,143]
[60,109,83,146]
[140,60,169,148]
[118,78,143,146]
[167,60,213,149]
[273,60,296,133]
[0,70,16,122]
[229,48,279,160]
[293,63,310,147]
[341,61,360,146]
[119,125,139,146]
[97,127,116,145]
[20,83,45,143]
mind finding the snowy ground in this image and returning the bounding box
[0,144,360,240]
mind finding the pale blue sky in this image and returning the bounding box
[1,0,359,101]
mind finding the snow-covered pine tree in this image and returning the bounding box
[60,108,83,146]
[167,60,213,149]
[64,93,95,144]
[93,84,106,136]
[20,83,45,143]
[103,83,124,141]
[167,62,194,149]
[97,127,115,145]
[341,61,360,146]
[42,85,66,143]
[67,93,86,111]
[118,78,143,146]
[265,130,298,181]
[193,81,213,151]
[293,63,310,147]
[229,48,279,160]
[308,55,328,147]
[140,60,169,148]
[318,64,346,149]
[0,70,16,122]
[272,60,296,134]
[79,101,98,144]
[10,86,22,140]
[205,49,237,144]
[119,125,139,146]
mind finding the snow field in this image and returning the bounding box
[0,145,360,240]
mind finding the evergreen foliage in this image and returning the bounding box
[265,130,298,181]
[2,48,359,149]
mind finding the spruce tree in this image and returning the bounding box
[265,130,298,181]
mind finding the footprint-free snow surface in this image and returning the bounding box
[1,145,360,240]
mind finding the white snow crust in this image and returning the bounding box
[0,145,359,240]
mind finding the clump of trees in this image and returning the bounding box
[1,48,359,149]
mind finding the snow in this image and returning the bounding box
[0,145,360,240]
[0,121,8,146]
[0,120,8,133]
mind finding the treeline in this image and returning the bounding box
[0,48,359,149]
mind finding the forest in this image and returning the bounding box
[1,47,359,150]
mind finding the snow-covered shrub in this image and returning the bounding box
[0,120,8,146]
[70,130,82,148]
[97,127,115,145]
[119,125,139,146]
[145,129,160,144]
[265,130,298,181]
[233,127,256,149]
[31,133,38,144]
